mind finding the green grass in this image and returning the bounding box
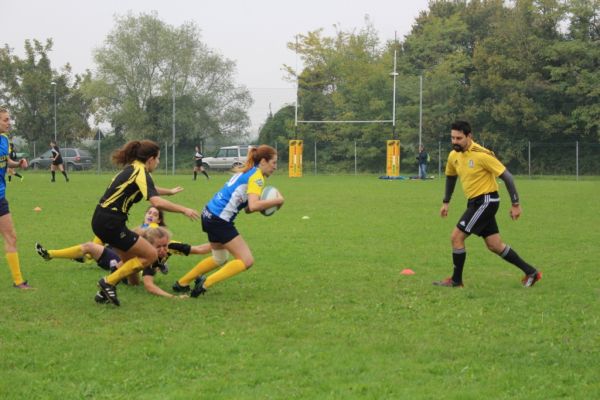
[1,171,599,399]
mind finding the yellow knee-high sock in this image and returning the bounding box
[6,252,24,285]
[92,236,103,245]
[204,259,246,289]
[48,245,84,259]
[106,257,143,286]
[178,257,219,286]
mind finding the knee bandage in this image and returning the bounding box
[212,249,229,266]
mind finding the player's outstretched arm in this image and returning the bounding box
[156,186,184,196]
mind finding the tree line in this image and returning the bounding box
[0,11,252,156]
[258,0,599,174]
[1,2,598,174]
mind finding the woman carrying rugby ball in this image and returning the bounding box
[173,145,284,297]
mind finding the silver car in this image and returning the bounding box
[202,145,254,170]
[29,148,94,171]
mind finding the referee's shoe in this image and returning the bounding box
[432,277,464,288]
[522,271,542,287]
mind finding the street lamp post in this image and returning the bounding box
[51,81,57,142]
[172,82,176,175]
[419,74,423,147]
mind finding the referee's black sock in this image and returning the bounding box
[51,171,56,181]
[451,248,466,283]
[500,245,536,275]
[62,171,69,181]
[193,171,197,180]
[202,171,209,179]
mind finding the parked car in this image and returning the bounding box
[202,145,255,170]
[29,148,94,171]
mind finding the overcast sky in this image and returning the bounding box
[3,0,430,136]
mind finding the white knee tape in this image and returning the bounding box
[212,249,229,266]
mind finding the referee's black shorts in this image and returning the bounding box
[456,192,500,238]
[91,206,139,251]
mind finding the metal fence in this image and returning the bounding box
[22,139,600,179]
[275,140,600,179]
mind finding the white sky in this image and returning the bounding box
[3,0,430,136]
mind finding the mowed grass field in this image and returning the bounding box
[0,171,599,399]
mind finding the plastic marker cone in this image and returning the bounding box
[34,206,42,212]
[400,268,415,275]
[302,216,310,220]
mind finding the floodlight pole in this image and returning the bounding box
[419,74,423,147]
[172,82,176,175]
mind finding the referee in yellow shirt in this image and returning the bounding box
[434,120,542,288]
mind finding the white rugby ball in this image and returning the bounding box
[260,186,281,216]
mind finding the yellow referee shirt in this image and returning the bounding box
[445,141,506,199]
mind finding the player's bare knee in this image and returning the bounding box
[242,255,254,269]
[487,242,504,254]
[142,249,158,266]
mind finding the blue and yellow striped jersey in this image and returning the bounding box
[206,166,265,222]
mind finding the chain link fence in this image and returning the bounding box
[20,138,600,179]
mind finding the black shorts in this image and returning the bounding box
[97,247,121,271]
[0,198,10,217]
[52,156,63,166]
[195,160,203,167]
[201,208,239,244]
[91,206,139,251]
[457,192,500,238]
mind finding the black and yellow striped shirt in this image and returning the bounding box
[98,160,158,215]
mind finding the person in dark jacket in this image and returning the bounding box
[416,144,429,179]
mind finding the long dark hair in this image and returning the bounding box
[112,140,160,166]
[241,145,277,172]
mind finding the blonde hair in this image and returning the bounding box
[140,226,171,245]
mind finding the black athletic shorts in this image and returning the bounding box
[0,198,10,217]
[52,156,63,166]
[201,208,239,244]
[91,205,139,251]
[97,247,121,271]
[457,192,500,238]
[195,159,203,167]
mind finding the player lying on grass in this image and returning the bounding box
[36,226,209,299]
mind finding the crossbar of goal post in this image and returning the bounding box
[291,35,400,176]
[297,120,393,124]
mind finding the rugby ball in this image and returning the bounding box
[260,186,281,217]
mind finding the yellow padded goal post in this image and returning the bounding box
[289,140,303,177]
[386,140,400,176]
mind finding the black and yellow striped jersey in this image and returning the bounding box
[142,240,192,277]
[98,160,159,215]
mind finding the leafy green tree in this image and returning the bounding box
[0,39,91,147]
[269,0,599,174]
[88,12,252,144]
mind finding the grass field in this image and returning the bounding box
[0,170,599,399]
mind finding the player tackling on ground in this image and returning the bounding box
[434,120,542,288]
